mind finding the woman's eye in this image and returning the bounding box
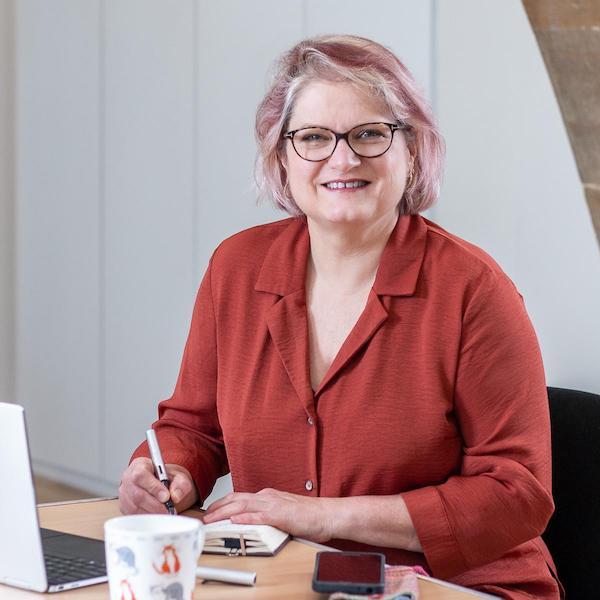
[357,129,384,139]
[301,133,327,142]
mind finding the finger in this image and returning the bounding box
[121,497,160,516]
[203,491,237,511]
[230,512,269,526]
[119,489,148,515]
[168,471,195,505]
[206,493,275,522]
[118,481,140,515]
[128,484,170,514]
[204,492,258,514]
[120,459,170,513]
[129,466,171,503]
[202,499,258,523]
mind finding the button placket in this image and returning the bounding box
[305,411,317,494]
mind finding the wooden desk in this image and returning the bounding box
[0,499,495,599]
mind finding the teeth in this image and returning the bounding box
[325,181,367,189]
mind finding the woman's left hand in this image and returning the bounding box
[202,488,336,543]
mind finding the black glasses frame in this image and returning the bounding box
[283,121,409,162]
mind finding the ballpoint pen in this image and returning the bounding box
[146,429,177,515]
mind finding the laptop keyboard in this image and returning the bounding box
[44,553,106,585]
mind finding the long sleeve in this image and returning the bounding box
[130,257,228,503]
[402,269,554,579]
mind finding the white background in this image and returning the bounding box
[1,0,598,500]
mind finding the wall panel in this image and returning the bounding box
[16,0,102,476]
[103,0,197,483]
[0,0,15,406]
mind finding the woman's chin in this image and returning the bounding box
[312,211,368,226]
[314,205,379,226]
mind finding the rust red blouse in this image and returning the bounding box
[132,215,561,599]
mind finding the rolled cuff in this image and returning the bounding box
[402,486,468,579]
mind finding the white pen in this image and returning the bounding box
[196,566,257,586]
[145,429,176,515]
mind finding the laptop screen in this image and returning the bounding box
[0,403,48,591]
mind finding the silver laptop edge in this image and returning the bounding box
[0,402,107,592]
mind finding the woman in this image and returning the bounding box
[119,35,561,598]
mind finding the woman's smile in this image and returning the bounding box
[321,179,371,192]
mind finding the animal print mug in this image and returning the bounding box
[104,514,204,600]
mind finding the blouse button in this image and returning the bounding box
[307,416,314,426]
[305,479,314,491]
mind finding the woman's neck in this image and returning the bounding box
[306,211,399,294]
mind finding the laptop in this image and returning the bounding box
[0,402,108,592]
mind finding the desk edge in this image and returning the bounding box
[38,496,118,507]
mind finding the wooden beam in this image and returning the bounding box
[522,0,600,246]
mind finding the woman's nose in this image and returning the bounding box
[328,138,361,169]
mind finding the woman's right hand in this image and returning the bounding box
[118,457,198,515]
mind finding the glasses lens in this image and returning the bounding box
[348,123,393,157]
[292,128,335,161]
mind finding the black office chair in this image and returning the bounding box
[543,386,600,599]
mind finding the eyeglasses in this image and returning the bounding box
[283,121,409,162]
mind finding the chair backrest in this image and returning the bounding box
[544,386,600,599]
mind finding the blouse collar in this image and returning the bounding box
[255,214,427,297]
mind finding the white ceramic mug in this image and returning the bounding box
[104,515,204,600]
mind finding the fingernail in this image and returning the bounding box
[158,490,169,503]
[171,489,181,503]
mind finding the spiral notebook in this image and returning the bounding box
[202,519,290,556]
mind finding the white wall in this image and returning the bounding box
[10,0,599,501]
[0,0,15,405]
[433,0,600,395]
[16,0,103,488]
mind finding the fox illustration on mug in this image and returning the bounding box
[153,544,181,575]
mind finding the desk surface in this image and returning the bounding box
[0,499,493,599]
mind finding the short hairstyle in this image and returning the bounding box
[255,34,445,216]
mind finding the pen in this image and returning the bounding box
[196,566,257,586]
[145,429,177,515]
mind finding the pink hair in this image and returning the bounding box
[255,34,445,215]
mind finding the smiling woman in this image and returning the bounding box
[281,80,411,229]
[120,35,562,600]
[255,35,444,217]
